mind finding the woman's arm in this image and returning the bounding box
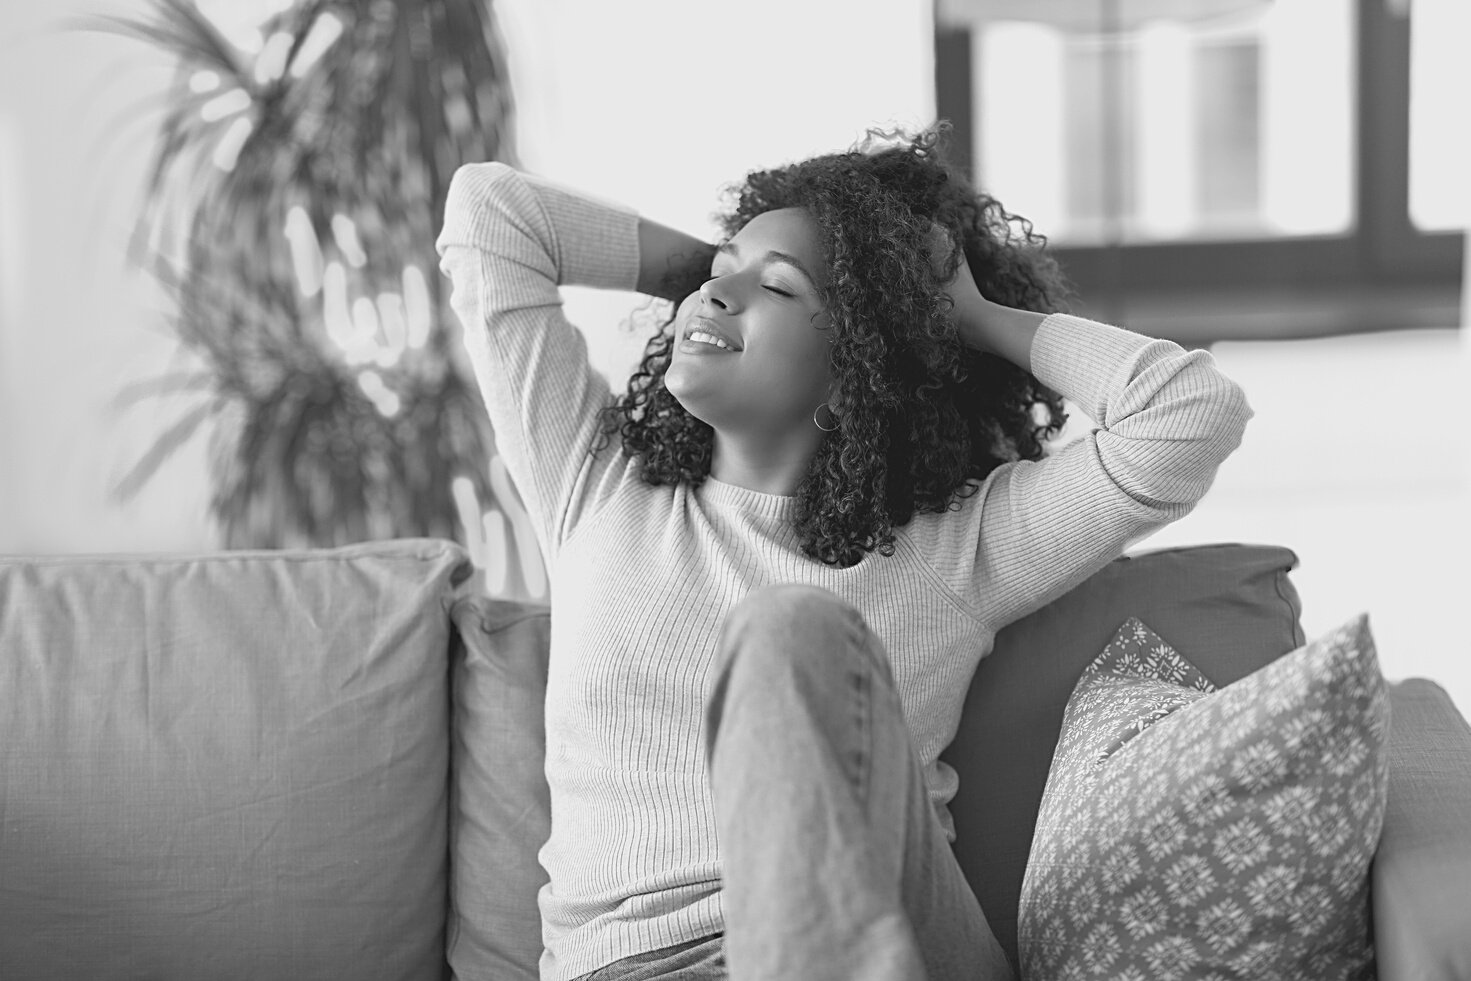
[636,218,715,301]
[917,225,1252,631]
[435,162,642,559]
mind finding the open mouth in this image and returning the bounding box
[685,329,736,351]
[683,316,741,352]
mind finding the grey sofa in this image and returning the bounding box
[1,539,1467,979]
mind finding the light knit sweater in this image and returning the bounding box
[435,162,1252,981]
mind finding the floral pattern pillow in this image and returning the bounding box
[1019,614,1389,981]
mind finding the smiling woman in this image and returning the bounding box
[600,127,1071,567]
[436,120,1251,981]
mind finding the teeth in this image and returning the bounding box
[689,330,733,351]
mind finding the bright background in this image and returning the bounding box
[0,0,1466,713]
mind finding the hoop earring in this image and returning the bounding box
[814,402,839,432]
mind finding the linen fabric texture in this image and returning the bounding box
[447,594,554,980]
[1019,614,1389,981]
[1372,677,1471,981]
[0,540,470,981]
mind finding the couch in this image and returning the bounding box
[1,539,1467,980]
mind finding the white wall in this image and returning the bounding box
[0,0,214,554]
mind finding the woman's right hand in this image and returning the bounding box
[636,218,716,302]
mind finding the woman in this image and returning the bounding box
[436,126,1251,981]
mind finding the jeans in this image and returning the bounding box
[572,584,1015,981]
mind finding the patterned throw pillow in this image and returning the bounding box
[1019,614,1389,981]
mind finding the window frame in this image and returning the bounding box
[934,0,1463,341]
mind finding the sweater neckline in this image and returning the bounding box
[697,476,799,520]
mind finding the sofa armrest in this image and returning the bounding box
[1372,678,1471,981]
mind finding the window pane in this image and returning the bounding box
[1409,0,1471,232]
[965,0,1354,245]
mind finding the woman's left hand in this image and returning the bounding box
[926,222,1044,371]
[926,224,991,347]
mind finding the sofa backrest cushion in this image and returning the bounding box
[446,595,552,981]
[1373,678,1471,981]
[942,542,1305,967]
[0,540,471,981]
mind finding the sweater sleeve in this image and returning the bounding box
[434,162,641,560]
[902,312,1253,632]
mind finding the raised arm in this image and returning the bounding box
[914,235,1253,630]
[435,162,643,559]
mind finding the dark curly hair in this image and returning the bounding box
[595,122,1073,568]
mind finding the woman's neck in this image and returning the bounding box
[709,431,821,497]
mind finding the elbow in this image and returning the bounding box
[1172,376,1254,503]
[1215,376,1253,457]
[447,161,519,205]
[436,161,526,257]
[1102,377,1254,514]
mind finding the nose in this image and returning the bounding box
[700,276,736,312]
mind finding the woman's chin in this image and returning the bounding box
[663,362,700,405]
[663,370,718,427]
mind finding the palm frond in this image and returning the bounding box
[112,399,223,501]
[110,371,220,409]
[71,0,249,80]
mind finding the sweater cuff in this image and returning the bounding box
[1029,312,1159,420]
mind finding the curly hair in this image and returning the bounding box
[595,122,1073,568]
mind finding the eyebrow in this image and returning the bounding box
[715,241,821,292]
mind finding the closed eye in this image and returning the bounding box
[764,285,794,297]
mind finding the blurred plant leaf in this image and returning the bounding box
[112,398,222,501]
[109,371,219,409]
[87,0,523,559]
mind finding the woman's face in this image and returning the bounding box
[665,207,835,436]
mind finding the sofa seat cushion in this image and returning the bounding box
[0,540,471,981]
[1019,614,1389,980]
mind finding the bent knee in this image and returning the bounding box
[717,583,873,677]
[724,583,852,638]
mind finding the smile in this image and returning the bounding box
[681,316,742,354]
[686,330,735,351]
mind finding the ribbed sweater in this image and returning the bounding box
[435,162,1252,981]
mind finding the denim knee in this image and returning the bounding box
[715,583,879,681]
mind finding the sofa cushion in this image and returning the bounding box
[943,542,1304,965]
[1373,678,1471,981]
[447,595,552,981]
[1019,614,1389,980]
[0,540,471,981]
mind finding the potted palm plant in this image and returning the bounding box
[86,0,543,596]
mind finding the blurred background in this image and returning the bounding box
[0,0,1466,711]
